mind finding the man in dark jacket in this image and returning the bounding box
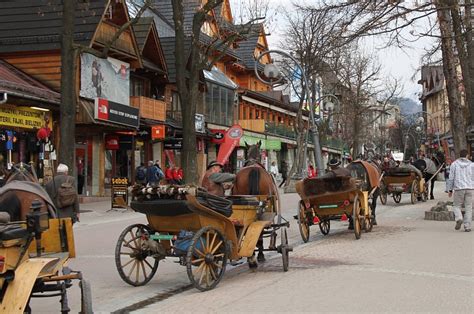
[278,161,288,188]
[146,160,163,185]
[45,163,80,223]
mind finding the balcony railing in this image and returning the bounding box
[239,119,266,133]
[130,96,166,121]
[265,121,296,139]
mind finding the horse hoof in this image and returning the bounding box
[248,255,258,269]
[257,252,266,262]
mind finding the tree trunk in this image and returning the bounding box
[60,0,76,172]
[464,0,474,126]
[450,1,473,126]
[436,1,468,156]
[351,112,362,158]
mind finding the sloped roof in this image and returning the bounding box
[152,0,201,33]
[0,60,60,104]
[234,23,263,70]
[159,36,192,82]
[0,0,107,53]
[134,17,154,51]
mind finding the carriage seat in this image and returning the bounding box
[226,195,260,206]
[0,224,29,241]
[384,168,415,177]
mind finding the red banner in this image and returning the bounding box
[217,125,243,164]
[210,129,225,144]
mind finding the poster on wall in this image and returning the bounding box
[80,53,130,106]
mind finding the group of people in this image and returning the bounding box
[136,161,184,186]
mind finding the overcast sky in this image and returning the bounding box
[232,0,438,102]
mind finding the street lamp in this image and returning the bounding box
[254,49,325,177]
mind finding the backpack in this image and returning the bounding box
[56,176,77,208]
[136,167,146,181]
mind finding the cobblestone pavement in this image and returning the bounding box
[30,183,473,313]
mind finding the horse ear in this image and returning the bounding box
[245,141,249,149]
[257,140,261,147]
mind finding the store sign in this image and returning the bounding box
[111,177,128,209]
[210,129,225,144]
[151,125,165,139]
[94,98,139,128]
[105,135,119,150]
[0,105,47,129]
[195,114,205,133]
[266,140,282,151]
[164,138,183,150]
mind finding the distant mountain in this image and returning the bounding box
[395,97,422,116]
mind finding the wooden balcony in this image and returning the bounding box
[95,22,135,56]
[239,119,265,133]
[130,96,166,121]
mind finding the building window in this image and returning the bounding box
[204,82,235,125]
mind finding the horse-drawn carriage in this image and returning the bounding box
[295,161,380,242]
[115,185,291,291]
[0,163,91,313]
[379,168,426,205]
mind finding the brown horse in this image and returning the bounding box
[232,142,280,264]
[0,163,56,221]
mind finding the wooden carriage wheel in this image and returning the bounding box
[393,193,402,203]
[379,182,388,205]
[115,224,159,286]
[353,195,362,240]
[411,181,418,204]
[318,219,330,235]
[297,200,310,242]
[186,227,228,291]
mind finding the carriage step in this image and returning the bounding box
[230,260,244,266]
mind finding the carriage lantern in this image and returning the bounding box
[26,199,49,257]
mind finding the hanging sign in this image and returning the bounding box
[210,129,225,144]
[151,125,166,139]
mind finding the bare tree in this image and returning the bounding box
[296,0,473,156]
[170,0,263,183]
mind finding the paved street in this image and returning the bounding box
[31,183,473,313]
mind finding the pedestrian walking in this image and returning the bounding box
[423,154,438,199]
[447,149,473,232]
[307,163,316,178]
[135,162,147,185]
[278,161,288,188]
[270,161,279,179]
[146,160,164,185]
[45,163,80,223]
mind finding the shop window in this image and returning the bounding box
[243,106,247,119]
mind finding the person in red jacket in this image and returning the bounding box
[165,165,175,184]
[172,166,183,185]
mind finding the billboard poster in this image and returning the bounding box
[80,53,130,106]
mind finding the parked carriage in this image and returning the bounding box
[379,168,426,205]
[0,163,91,313]
[295,161,379,242]
[114,185,291,292]
[0,202,91,314]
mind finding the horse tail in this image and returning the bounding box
[249,167,260,195]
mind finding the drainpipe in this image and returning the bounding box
[0,92,7,104]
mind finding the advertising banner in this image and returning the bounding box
[151,125,165,139]
[217,124,243,164]
[80,53,130,106]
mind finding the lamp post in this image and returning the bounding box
[254,50,325,177]
[403,123,422,157]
